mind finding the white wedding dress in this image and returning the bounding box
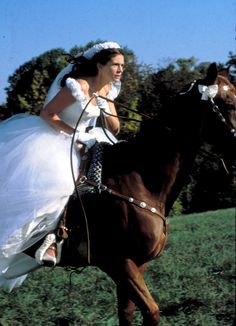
[0,77,118,291]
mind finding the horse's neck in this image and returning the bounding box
[137,145,197,214]
[103,132,199,216]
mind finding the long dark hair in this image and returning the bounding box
[60,48,124,87]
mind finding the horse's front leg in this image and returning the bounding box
[115,259,160,326]
[116,288,136,326]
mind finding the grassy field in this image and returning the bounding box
[0,208,235,326]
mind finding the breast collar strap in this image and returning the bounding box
[78,176,167,226]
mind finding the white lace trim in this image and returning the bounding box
[65,78,87,103]
[66,77,121,103]
[107,81,121,100]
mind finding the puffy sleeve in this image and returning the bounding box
[107,81,121,100]
[66,77,87,102]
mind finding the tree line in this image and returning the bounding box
[0,41,235,214]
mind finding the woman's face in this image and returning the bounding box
[99,54,125,83]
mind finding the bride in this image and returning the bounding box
[0,41,125,291]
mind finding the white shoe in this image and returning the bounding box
[56,240,64,264]
[35,233,57,266]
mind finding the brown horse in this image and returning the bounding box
[53,63,236,325]
[4,63,230,324]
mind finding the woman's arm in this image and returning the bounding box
[40,86,76,135]
[105,100,120,135]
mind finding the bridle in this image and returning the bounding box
[179,79,236,138]
[209,97,236,137]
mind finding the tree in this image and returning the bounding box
[0,103,11,120]
[3,41,141,126]
[5,48,68,115]
[138,57,205,118]
[116,47,144,138]
[4,42,99,116]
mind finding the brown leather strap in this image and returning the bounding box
[81,178,167,225]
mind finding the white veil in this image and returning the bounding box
[43,63,73,107]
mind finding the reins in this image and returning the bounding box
[70,96,95,264]
[209,98,236,137]
[98,95,152,120]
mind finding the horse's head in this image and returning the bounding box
[201,62,236,130]
[172,63,236,144]
[215,74,236,131]
[194,63,236,179]
[137,63,236,154]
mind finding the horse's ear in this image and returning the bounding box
[218,66,231,79]
[204,62,218,84]
[218,65,231,81]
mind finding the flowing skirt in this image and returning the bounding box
[0,114,117,291]
[0,114,80,291]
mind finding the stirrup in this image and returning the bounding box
[35,233,57,266]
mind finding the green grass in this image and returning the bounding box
[0,208,235,326]
[144,208,235,326]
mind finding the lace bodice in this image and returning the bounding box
[44,77,121,132]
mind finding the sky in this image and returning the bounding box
[0,0,235,103]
